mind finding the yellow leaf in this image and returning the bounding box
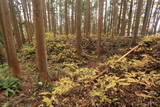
[119,82,130,86]
[39,92,51,95]
[106,82,116,89]
[135,92,153,98]
[42,96,52,106]
[127,78,138,83]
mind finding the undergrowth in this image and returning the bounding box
[0,64,21,97]
[37,35,160,107]
[3,33,160,107]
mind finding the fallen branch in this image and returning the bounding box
[116,44,140,62]
[89,44,141,82]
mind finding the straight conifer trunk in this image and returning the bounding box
[32,0,50,82]
[96,0,104,57]
[0,0,21,77]
[75,0,82,56]
[132,0,143,45]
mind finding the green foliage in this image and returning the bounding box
[0,76,20,96]
[40,78,79,106]
[73,68,99,81]
[38,35,160,106]
[20,43,36,62]
[107,55,129,71]
[0,65,20,96]
[0,32,4,48]
[52,78,79,95]
[90,90,112,106]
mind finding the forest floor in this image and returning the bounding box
[0,33,160,107]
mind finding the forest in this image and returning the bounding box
[0,0,160,106]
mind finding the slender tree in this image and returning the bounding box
[17,10,25,43]
[96,0,104,57]
[141,0,153,36]
[75,0,82,56]
[0,0,21,77]
[85,0,91,37]
[117,0,123,34]
[47,0,52,32]
[32,0,50,82]
[59,0,63,34]
[51,0,56,36]
[103,0,107,34]
[42,0,48,32]
[71,0,75,34]
[120,0,128,36]
[127,0,133,36]
[21,0,32,42]
[111,0,118,37]
[146,0,156,34]
[9,0,23,48]
[132,0,143,45]
[65,0,69,36]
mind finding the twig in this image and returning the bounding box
[89,44,141,82]
[116,44,140,62]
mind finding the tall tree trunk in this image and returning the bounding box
[65,0,69,36]
[141,0,153,36]
[120,0,128,36]
[154,15,160,34]
[146,0,155,34]
[127,0,133,36]
[103,0,107,34]
[51,0,56,37]
[59,0,63,34]
[85,0,91,37]
[42,0,48,32]
[151,0,160,34]
[0,0,21,77]
[75,0,82,56]
[9,0,23,49]
[96,0,104,57]
[0,5,11,67]
[111,0,118,37]
[47,0,52,32]
[132,0,143,45]
[17,11,25,43]
[117,0,123,35]
[71,0,75,34]
[92,1,98,34]
[21,0,32,42]
[32,0,50,82]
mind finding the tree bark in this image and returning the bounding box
[42,0,48,32]
[32,0,50,82]
[51,0,56,37]
[85,0,91,37]
[59,0,63,34]
[117,0,123,35]
[47,0,52,32]
[9,0,23,49]
[120,0,128,36]
[0,0,21,77]
[127,0,133,36]
[65,0,69,36]
[103,0,107,34]
[71,0,75,34]
[146,0,155,34]
[75,0,82,56]
[21,0,32,42]
[111,0,118,37]
[96,0,104,57]
[141,0,153,36]
[132,0,143,45]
